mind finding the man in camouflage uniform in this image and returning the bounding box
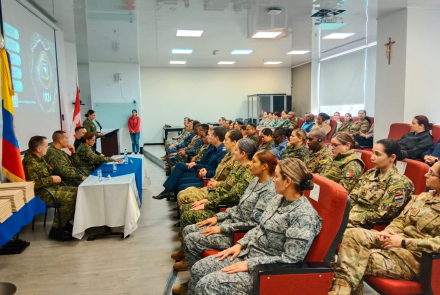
[246,123,260,147]
[165,117,189,150]
[348,165,414,228]
[43,131,87,187]
[195,141,210,161]
[169,124,209,168]
[288,111,299,130]
[330,190,440,294]
[165,121,197,156]
[23,136,77,241]
[280,143,309,162]
[188,194,322,294]
[306,129,333,173]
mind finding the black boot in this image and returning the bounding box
[49,227,73,241]
[152,188,173,200]
[64,221,73,233]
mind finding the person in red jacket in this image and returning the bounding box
[128,109,141,154]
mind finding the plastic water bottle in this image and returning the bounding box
[124,149,128,164]
[113,161,117,172]
[97,169,102,181]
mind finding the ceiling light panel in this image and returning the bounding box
[252,31,282,38]
[176,30,204,37]
[170,61,186,65]
[231,50,253,55]
[172,49,193,54]
[322,33,355,39]
[287,50,310,55]
[218,61,235,65]
[264,61,282,65]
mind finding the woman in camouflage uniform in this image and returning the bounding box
[258,128,274,150]
[171,150,278,295]
[270,112,280,128]
[188,158,322,295]
[273,110,290,128]
[76,132,123,174]
[337,113,353,133]
[82,109,101,136]
[281,129,309,162]
[329,161,440,295]
[349,110,370,137]
[321,132,365,193]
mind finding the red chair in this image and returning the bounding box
[352,116,359,122]
[354,149,374,172]
[432,125,440,145]
[327,119,337,140]
[388,123,411,141]
[400,159,429,195]
[368,117,374,125]
[297,117,303,129]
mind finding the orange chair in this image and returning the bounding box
[297,117,303,129]
[368,117,374,125]
[388,123,411,141]
[327,119,337,140]
[432,125,440,144]
[354,149,374,172]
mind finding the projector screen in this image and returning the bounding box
[1,0,61,150]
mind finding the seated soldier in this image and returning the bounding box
[270,128,289,160]
[348,110,370,138]
[422,137,440,166]
[234,120,244,130]
[239,125,247,137]
[153,127,228,200]
[397,115,434,159]
[287,111,298,130]
[257,111,271,128]
[337,113,353,132]
[192,129,212,162]
[171,150,278,294]
[23,136,78,241]
[329,161,440,295]
[246,123,260,147]
[74,126,102,156]
[165,117,190,150]
[188,158,322,294]
[321,132,365,193]
[270,112,280,128]
[348,139,414,228]
[273,110,290,128]
[301,113,315,133]
[306,129,333,174]
[163,120,200,158]
[354,123,374,147]
[281,129,309,162]
[43,130,87,187]
[258,128,274,150]
[76,132,123,175]
[311,113,331,136]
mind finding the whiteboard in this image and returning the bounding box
[93,103,139,129]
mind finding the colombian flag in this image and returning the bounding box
[1,49,25,182]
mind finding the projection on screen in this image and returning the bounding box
[2,0,61,149]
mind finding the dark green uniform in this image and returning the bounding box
[76,143,114,175]
[22,152,77,228]
[349,119,370,137]
[306,146,333,174]
[337,122,352,133]
[196,144,210,161]
[288,119,299,130]
[274,118,289,128]
[280,144,309,162]
[247,133,260,147]
[83,118,99,136]
[259,140,274,151]
[43,145,86,187]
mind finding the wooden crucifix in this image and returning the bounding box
[385,37,395,65]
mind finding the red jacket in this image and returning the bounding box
[128,116,141,133]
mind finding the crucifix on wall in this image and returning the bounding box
[385,37,395,65]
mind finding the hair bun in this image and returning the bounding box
[300,173,314,191]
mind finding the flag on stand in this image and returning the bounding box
[1,49,25,182]
[71,83,81,138]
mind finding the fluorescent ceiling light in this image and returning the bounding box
[218,61,235,65]
[322,33,355,39]
[172,49,193,54]
[252,31,283,38]
[287,50,310,55]
[170,61,186,65]
[176,30,204,37]
[264,61,282,65]
[231,49,253,55]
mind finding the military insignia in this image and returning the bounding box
[410,208,420,217]
[253,211,263,223]
[394,194,404,202]
[343,171,353,178]
[431,204,440,212]
[318,155,323,159]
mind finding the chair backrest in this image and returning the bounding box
[352,116,359,122]
[388,123,411,141]
[354,149,374,172]
[368,117,374,125]
[297,117,303,129]
[400,159,429,195]
[432,125,440,144]
[303,174,349,264]
[327,119,337,140]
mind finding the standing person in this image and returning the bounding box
[306,129,333,174]
[128,109,141,154]
[337,113,353,132]
[269,128,289,160]
[83,109,101,136]
[397,115,434,159]
[281,129,309,162]
[259,128,274,150]
[349,110,370,137]
[334,112,342,130]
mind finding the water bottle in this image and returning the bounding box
[113,161,117,172]
[124,149,128,164]
[97,169,102,181]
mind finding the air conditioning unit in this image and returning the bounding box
[247,4,289,38]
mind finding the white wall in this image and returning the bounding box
[140,67,291,143]
[291,63,312,117]
[77,64,92,119]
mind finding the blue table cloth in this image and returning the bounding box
[0,197,46,247]
[92,157,143,203]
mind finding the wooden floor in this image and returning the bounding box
[0,156,378,295]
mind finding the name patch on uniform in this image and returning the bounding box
[394,194,404,202]
[431,204,440,212]
[410,208,420,217]
[343,172,353,178]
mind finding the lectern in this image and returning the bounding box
[98,129,120,156]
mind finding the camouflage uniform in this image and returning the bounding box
[82,119,99,136]
[76,143,114,175]
[189,195,322,294]
[177,153,235,209]
[258,139,274,151]
[258,118,271,128]
[320,150,365,193]
[180,163,254,231]
[280,144,309,162]
[182,177,277,268]
[332,191,440,291]
[43,145,86,187]
[348,166,415,228]
[270,120,279,128]
[337,122,352,133]
[288,119,299,130]
[274,118,290,128]
[349,119,370,137]
[169,136,205,168]
[196,144,211,161]
[166,131,195,155]
[165,129,189,150]
[22,152,77,228]
[305,146,333,174]
[247,133,260,148]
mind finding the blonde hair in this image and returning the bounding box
[278,158,314,192]
[291,129,307,143]
[332,132,356,149]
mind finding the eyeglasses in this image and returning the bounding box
[330,142,344,149]
[427,169,440,178]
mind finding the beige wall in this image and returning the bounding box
[291,63,312,117]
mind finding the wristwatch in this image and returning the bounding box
[401,239,407,249]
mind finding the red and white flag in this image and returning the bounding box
[71,85,81,138]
